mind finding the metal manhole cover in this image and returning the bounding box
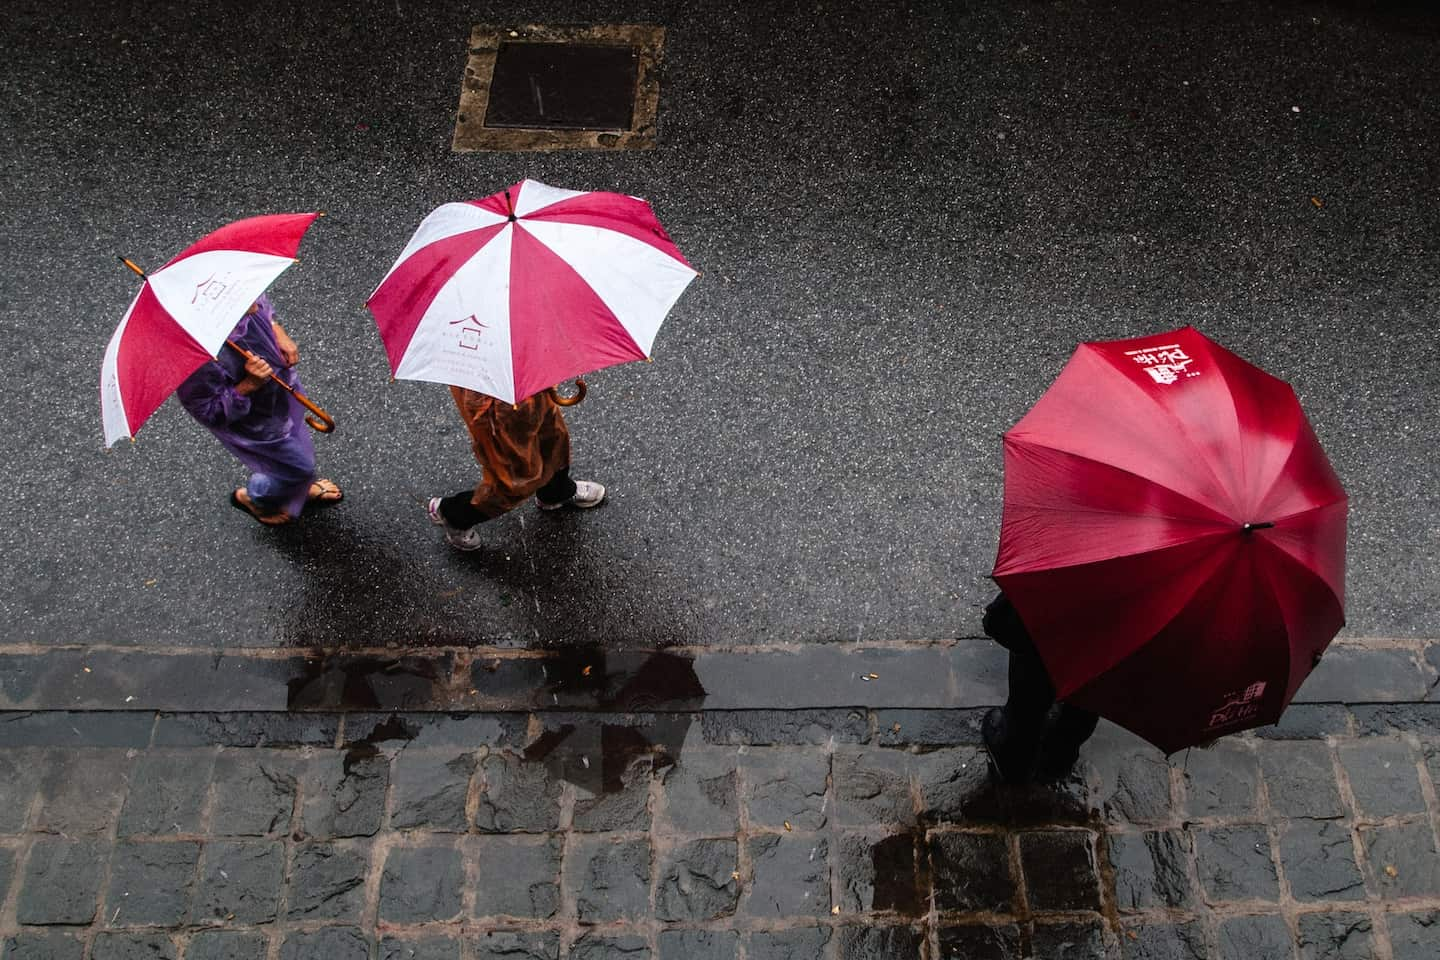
[486,42,638,130]
[454,25,666,152]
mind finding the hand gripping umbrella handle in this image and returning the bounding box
[225,340,336,433]
[548,379,588,407]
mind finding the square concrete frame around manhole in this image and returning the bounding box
[453,24,666,152]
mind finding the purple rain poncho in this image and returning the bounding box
[175,295,316,517]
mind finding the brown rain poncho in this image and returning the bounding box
[450,387,571,518]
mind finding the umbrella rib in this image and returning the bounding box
[1006,437,1235,524]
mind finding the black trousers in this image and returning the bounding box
[439,468,577,528]
[1004,637,1100,766]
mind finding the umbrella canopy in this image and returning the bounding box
[992,326,1347,753]
[365,179,697,404]
[100,213,322,446]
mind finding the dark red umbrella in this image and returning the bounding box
[992,326,1347,753]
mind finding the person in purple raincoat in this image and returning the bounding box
[175,295,341,525]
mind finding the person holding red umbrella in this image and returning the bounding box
[425,385,604,551]
[981,591,1098,783]
[988,326,1347,762]
[176,294,342,525]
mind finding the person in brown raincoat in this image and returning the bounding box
[426,387,605,550]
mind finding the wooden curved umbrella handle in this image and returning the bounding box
[549,379,588,407]
[224,340,336,434]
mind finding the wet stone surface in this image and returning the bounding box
[286,842,369,920]
[379,846,464,922]
[104,841,200,926]
[8,707,1440,957]
[470,835,563,919]
[1257,740,1344,819]
[1338,739,1426,816]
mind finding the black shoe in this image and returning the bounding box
[982,708,1035,784]
[1035,743,1082,783]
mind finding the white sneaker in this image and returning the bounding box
[537,479,606,511]
[426,497,483,551]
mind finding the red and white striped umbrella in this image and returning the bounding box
[365,180,697,404]
[101,213,322,446]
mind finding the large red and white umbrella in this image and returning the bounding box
[366,179,697,404]
[101,213,322,446]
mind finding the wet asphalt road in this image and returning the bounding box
[1,0,1436,651]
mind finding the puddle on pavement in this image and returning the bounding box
[287,656,446,710]
[869,833,927,916]
[533,645,707,711]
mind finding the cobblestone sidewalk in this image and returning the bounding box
[5,704,1440,959]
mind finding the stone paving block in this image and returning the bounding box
[210,752,298,836]
[874,708,987,747]
[655,749,739,836]
[118,754,214,836]
[1193,825,1279,902]
[913,747,988,825]
[104,841,200,926]
[1299,644,1429,702]
[471,835,562,919]
[91,933,177,960]
[833,749,914,827]
[1178,742,1260,818]
[1252,704,1352,740]
[153,712,339,747]
[1361,822,1440,898]
[1389,911,1440,960]
[929,831,1013,913]
[835,924,925,959]
[741,749,828,831]
[185,931,268,960]
[1337,739,1426,816]
[572,756,653,833]
[1355,705,1440,738]
[949,640,1010,703]
[390,752,474,832]
[935,925,1021,960]
[745,927,832,960]
[285,841,368,920]
[701,709,869,745]
[0,753,39,832]
[379,845,463,922]
[1019,830,1100,911]
[1089,748,1173,824]
[746,833,830,917]
[1108,830,1195,910]
[279,929,370,960]
[16,838,105,924]
[656,930,737,960]
[838,831,924,916]
[194,840,283,923]
[476,753,562,833]
[655,837,739,921]
[2,934,85,960]
[1279,819,1365,902]
[1119,920,1208,960]
[1257,741,1344,819]
[344,712,524,749]
[1217,914,1292,960]
[567,933,650,959]
[34,752,131,835]
[300,752,388,839]
[0,713,154,747]
[470,931,560,960]
[380,937,461,960]
[1296,913,1374,960]
[566,837,651,922]
[1029,920,1109,959]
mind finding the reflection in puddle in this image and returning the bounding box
[287,656,444,710]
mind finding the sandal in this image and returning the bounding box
[307,478,344,505]
[230,488,291,526]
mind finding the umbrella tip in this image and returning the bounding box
[1242,521,1276,534]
